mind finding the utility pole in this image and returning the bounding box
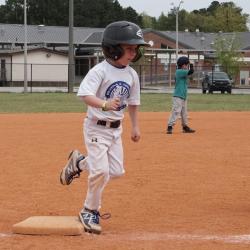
[68,0,75,93]
[171,0,184,63]
[24,0,28,93]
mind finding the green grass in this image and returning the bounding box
[0,92,249,113]
[141,93,250,112]
[0,93,86,113]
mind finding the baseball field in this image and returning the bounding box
[0,93,250,250]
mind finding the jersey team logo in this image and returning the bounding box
[105,81,130,111]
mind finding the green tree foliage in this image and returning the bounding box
[206,1,220,14]
[28,0,69,26]
[140,12,157,29]
[151,1,248,32]
[155,12,171,30]
[189,1,248,32]
[0,0,248,32]
[212,2,248,32]
[184,12,206,32]
[213,34,243,79]
[0,0,69,25]
[2,0,24,24]
[74,0,127,27]
[0,0,142,27]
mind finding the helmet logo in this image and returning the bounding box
[136,29,143,38]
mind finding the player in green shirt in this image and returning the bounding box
[167,56,195,134]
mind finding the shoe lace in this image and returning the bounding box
[99,212,111,220]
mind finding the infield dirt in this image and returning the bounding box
[0,112,250,250]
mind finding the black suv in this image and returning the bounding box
[202,71,232,94]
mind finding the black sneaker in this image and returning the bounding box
[60,150,86,185]
[166,126,173,134]
[183,126,195,133]
[79,208,111,234]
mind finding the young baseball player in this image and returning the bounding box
[167,56,195,134]
[59,21,149,234]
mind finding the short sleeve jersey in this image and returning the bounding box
[173,69,189,100]
[77,60,140,121]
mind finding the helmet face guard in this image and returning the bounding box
[102,21,150,62]
[131,47,144,62]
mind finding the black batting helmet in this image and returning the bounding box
[102,21,149,62]
[177,56,190,68]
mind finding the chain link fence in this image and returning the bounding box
[0,60,249,92]
[133,63,250,89]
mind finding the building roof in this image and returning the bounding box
[144,29,250,51]
[0,23,250,51]
[0,23,104,46]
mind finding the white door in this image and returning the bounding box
[240,71,249,85]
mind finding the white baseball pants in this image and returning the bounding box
[82,118,125,210]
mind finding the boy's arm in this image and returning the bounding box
[128,105,140,142]
[79,96,120,111]
[188,64,194,75]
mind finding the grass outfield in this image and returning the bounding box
[0,92,249,113]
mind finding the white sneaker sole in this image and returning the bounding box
[59,150,76,185]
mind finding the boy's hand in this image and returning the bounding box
[131,127,140,142]
[106,98,120,111]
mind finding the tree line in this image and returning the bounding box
[0,0,248,32]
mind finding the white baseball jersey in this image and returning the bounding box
[77,59,140,121]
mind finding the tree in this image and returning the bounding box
[155,13,170,30]
[213,2,248,32]
[213,33,243,80]
[0,5,8,23]
[141,12,155,29]
[0,0,248,32]
[0,0,142,28]
[0,0,69,25]
[185,12,206,32]
[27,0,68,25]
[178,9,188,31]
[206,1,220,14]
[2,0,24,24]
[191,1,249,32]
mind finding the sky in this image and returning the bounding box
[118,0,250,18]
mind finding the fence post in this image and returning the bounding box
[212,64,214,84]
[150,56,153,85]
[30,63,33,93]
[169,53,172,87]
[139,65,142,91]
[155,53,158,85]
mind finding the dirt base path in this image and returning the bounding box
[0,112,250,250]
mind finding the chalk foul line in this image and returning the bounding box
[2,231,250,244]
[104,232,250,244]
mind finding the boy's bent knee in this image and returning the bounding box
[89,169,110,184]
[110,169,125,179]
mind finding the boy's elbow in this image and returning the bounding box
[78,96,85,101]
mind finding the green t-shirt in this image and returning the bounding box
[173,69,189,100]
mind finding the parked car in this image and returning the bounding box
[202,71,232,94]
